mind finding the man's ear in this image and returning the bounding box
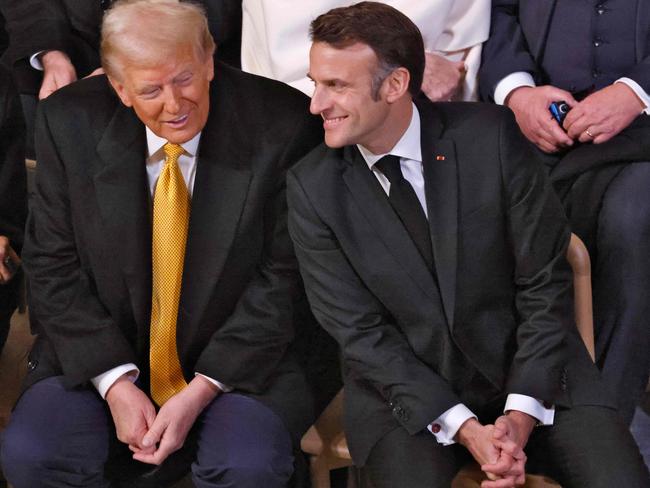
[108,76,133,107]
[383,67,410,103]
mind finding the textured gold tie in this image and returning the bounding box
[150,142,190,405]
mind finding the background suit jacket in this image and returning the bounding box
[288,101,608,464]
[478,0,650,101]
[0,0,242,95]
[22,61,323,441]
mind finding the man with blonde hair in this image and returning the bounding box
[0,1,321,486]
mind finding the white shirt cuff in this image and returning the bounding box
[494,71,536,106]
[30,51,45,71]
[428,403,477,446]
[504,394,555,425]
[91,363,139,399]
[196,373,232,393]
[615,78,650,115]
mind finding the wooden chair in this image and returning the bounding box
[301,233,593,488]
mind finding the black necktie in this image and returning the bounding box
[375,155,433,269]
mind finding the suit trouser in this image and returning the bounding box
[593,162,650,423]
[0,376,294,488]
[361,405,650,488]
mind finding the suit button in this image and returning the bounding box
[431,423,441,434]
[27,359,38,371]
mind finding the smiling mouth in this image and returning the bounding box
[322,114,347,129]
[166,114,189,127]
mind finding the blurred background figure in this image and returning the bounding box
[241,0,490,101]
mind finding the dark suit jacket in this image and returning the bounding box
[0,63,26,330]
[22,61,323,441]
[478,0,650,101]
[0,0,242,95]
[287,101,607,465]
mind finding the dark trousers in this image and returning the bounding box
[0,376,294,488]
[593,162,650,423]
[361,406,650,488]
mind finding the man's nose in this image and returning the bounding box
[163,85,181,114]
[310,85,329,115]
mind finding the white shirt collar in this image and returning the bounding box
[145,127,201,159]
[357,103,422,169]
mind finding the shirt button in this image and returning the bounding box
[593,38,603,47]
[431,423,441,434]
[592,69,600,79]
[596,5,606,15]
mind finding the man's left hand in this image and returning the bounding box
[132,376,219,465]
[564,83,645,144]
[481,411,536,486]
[421,52,466,102]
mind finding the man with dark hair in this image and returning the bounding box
[288,2,650,487]
[0,1,321,487]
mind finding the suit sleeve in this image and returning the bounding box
[0,66,27,252]
[479,0,540,102]
[193,110,323,393]
[22,101,137,386]
[1,0,77,63]
[498,110,573,400]
[287,169,463,435]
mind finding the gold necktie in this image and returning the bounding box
[150,142,190,405]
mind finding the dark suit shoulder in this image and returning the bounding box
[429,101,514,137]
[38,74,118,133]
[215,62,312,117]
[290,143,343,185]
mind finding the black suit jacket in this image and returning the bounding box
[288,101,606,464]
[479,0,650,101]
[0,0,242,95]
[0,63,26,326]
[23,62,323,441]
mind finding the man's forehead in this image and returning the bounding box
[309,42,378,76]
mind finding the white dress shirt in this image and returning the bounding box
[91,129,231,398]
[356,104,555,445]
[241,0,490,101]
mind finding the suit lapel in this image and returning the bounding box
[341,146,439,302]
[94,103,151,333]
[419,103,458,327]
[178,81,252,335]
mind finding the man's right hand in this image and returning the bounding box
[39,50,78,100]
[105,375,157,452]
[456,418,522,488]
[505,85,577,153]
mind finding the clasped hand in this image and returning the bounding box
[457,411,535,488]
[506,83,644,153]
[106,375,219,465]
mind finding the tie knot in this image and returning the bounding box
[375,155,402,183]
[163,143,183,165]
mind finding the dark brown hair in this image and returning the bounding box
[310,1,424,98]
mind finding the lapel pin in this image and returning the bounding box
[436,155,446,161]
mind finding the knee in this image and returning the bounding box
[194,455,294,488]
[1,423,49,486]
[599,164,650,247]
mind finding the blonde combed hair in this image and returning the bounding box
[101,0,216,80]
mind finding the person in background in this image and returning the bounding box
[241,0,490,101]
[0,62,26,355]
[479,0,650,436]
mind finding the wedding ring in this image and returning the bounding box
[585,129,595,138]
